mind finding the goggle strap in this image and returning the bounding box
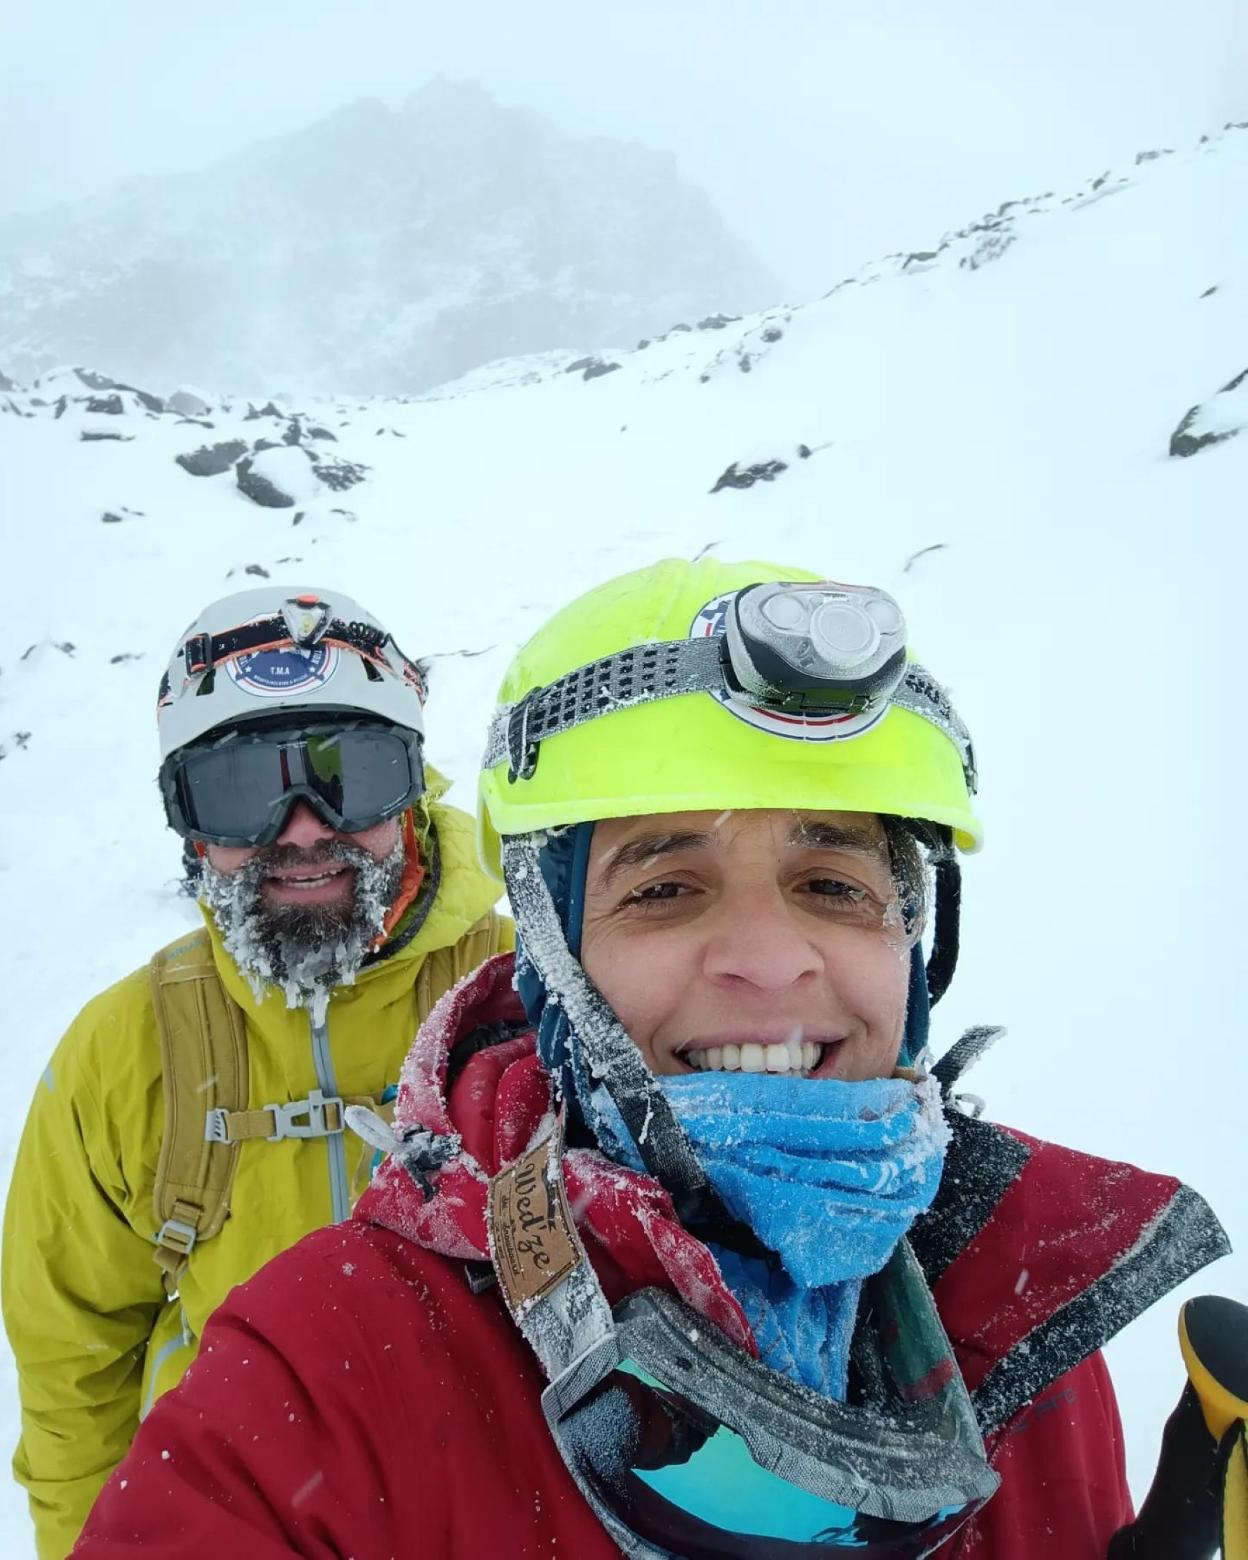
[484,638,975,793]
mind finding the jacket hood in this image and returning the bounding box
[356,951,1231,1437]
[356,952,756,1349]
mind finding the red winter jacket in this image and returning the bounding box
[75,955,1228,1559]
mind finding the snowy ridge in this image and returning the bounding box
[0,80,778,398]
[0,119,1245,1550]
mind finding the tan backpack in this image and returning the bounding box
[148,914,500,1293]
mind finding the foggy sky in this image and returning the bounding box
[2,0,1244,298]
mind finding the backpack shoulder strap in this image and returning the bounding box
[149,929,249,1293]
[413,910,503,1021]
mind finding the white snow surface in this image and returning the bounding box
[1,123,1246,1551]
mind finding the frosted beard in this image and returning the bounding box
[200,835,407,1023]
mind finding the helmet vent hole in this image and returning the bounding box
[195,670,216,697]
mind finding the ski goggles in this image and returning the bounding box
[542,1281,999,1559]
[160,720,424,847]
[484,579,975,792]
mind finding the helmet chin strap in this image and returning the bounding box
[501,832,778,1265]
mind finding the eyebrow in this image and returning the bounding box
[785,819,887,857]
[592,819,887,892]
[593,831,712,890]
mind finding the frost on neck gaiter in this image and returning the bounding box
[200,835,407,1024]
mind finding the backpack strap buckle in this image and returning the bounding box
[265,1089,345,1141]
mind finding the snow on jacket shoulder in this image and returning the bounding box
[3,790,512,1560]
[75,954,1230,1559]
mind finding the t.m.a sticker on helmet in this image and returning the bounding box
[156,584,427,760]
[224,635,341,700]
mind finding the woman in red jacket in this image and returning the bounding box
[75,559,1229,1558]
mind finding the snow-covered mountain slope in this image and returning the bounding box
[1,121,1246,1549]
[0,79,779,398]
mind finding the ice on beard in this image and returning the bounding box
[199,835,406,1021]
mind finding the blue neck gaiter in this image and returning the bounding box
[514,823,950,1400]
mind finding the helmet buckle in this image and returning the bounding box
[184,633,211,678]
[506,692,540,783]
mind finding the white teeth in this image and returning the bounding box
[686,1041,826,1074]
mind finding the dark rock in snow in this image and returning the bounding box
[244,563,271,577]
[710,458,790,493]
[73,368,119,390]
[1169,368,1248,458]
[101,511,125,523]
[85,394,125,415]
[1199,286,1218,299]
[117,384,166,413]
[53,396,68,418]
[252,437,283,453]
[79,430,133,441]
[307,425,337,442]
[282,420,303,445]
[236,454,298,508]
[761,327,784,343]
[175,416,214,428]
[0,371,16,391]
[564,356,621,380]
[244,400,286,421]
[311,455,368,492]
[176,440,249,476]
[697,313,741,331]
[110,652,144,663]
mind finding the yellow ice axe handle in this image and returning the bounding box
[1179,1296,1248,1560]
[1107,1296,1247,1559]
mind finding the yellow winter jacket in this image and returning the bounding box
[2,787,512,1560]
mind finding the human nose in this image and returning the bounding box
[701,892,822,991]
[274,800,337,848]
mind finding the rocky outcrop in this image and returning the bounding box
[1170,369,1248,458]
[175,440,249,477]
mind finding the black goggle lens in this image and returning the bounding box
[168,726,421,845]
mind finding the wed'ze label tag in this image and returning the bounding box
[488,1136,582,1314]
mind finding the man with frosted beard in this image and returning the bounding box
[2,585,511,1560]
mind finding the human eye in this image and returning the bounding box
[797,873,886,924]
[623,880,688,908]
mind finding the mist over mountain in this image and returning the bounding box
[0,79,780,396]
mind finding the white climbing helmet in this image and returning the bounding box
[156,584,426,760]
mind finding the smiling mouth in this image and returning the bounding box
[683,1038,839,1077]
[264,866,351,891]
